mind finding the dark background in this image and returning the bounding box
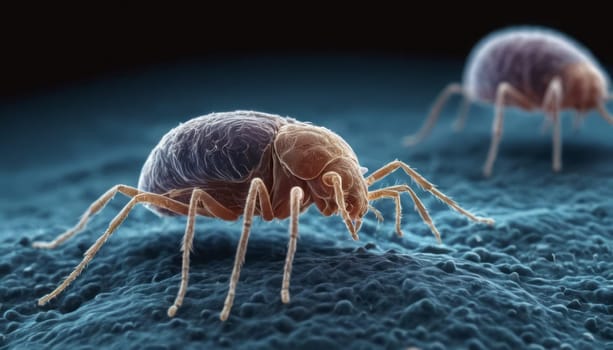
[1,8,611,100]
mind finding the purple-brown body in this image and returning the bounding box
[137,111,367,220]
[463,27,609,111]
[404,27,613,176]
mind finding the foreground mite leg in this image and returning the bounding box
[367,189,403,237]
[597,103,613,125]
[368,205,384,222]
[403,83,464,146]
[543,77,563,172]
[167,189,240,318]
[32,185,142,249]
[452,96,472,132]
[220,178,274,321]
[483,82,534,177]
[365,160,494,225]
[281,186,304,304]
[38,193,190,306]
[322,171,358,240]
[369,185,442,243]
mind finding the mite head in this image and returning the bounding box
[561,61,608,112]
[274,123,369,234]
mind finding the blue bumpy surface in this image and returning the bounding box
[1,55,612,349]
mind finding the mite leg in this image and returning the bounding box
[322,171,358,240]
[403,83,465,146]
[543,77,563,172]
[281,186,304,304]
[572,111,585,132]
[597,103,613,125]
[452,96,472,132]
[32,185,146,249]
[483,82,534,177]
[365,160,494,225]
[167,189,241,318]
[368,205,384,222]
[37,193,190,306]
[367,189,403,237]
[540,117,553,134]
[220,178,274,321]
[369,185,441,243]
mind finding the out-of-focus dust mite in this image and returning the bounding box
[403,27,613,176]
[32,110,494,321]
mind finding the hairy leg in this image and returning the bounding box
[322,171,358,240]
[281,186,304,304]
[37,193,190,306]
[220,178,274,321]
[367,189,403,237]
[369,185,441,243]
[32,185,152,249]
[167,188,242,317]
[365,160,494,225]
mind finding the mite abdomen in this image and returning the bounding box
[463,27,608,106]
[138,111,289,214]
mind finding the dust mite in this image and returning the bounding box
[33,111,494,321]
[403,27,613,176]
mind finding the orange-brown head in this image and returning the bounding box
[273,122,369,234]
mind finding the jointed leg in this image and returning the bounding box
[452,96,471,132]
[368,205,384,222]
[369,185,441,243]
[404,83,465,146]
[281,186,304,304]
[220,178,274,321]
[167,188,241,318]
[365,160,494,225]
[32,185,143,249]
[543,77,563,172]
[367,189,403,237]
[322,171,358,240]
[38,193,190,306]
[597,103,613,125]
[483,82,534,177]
